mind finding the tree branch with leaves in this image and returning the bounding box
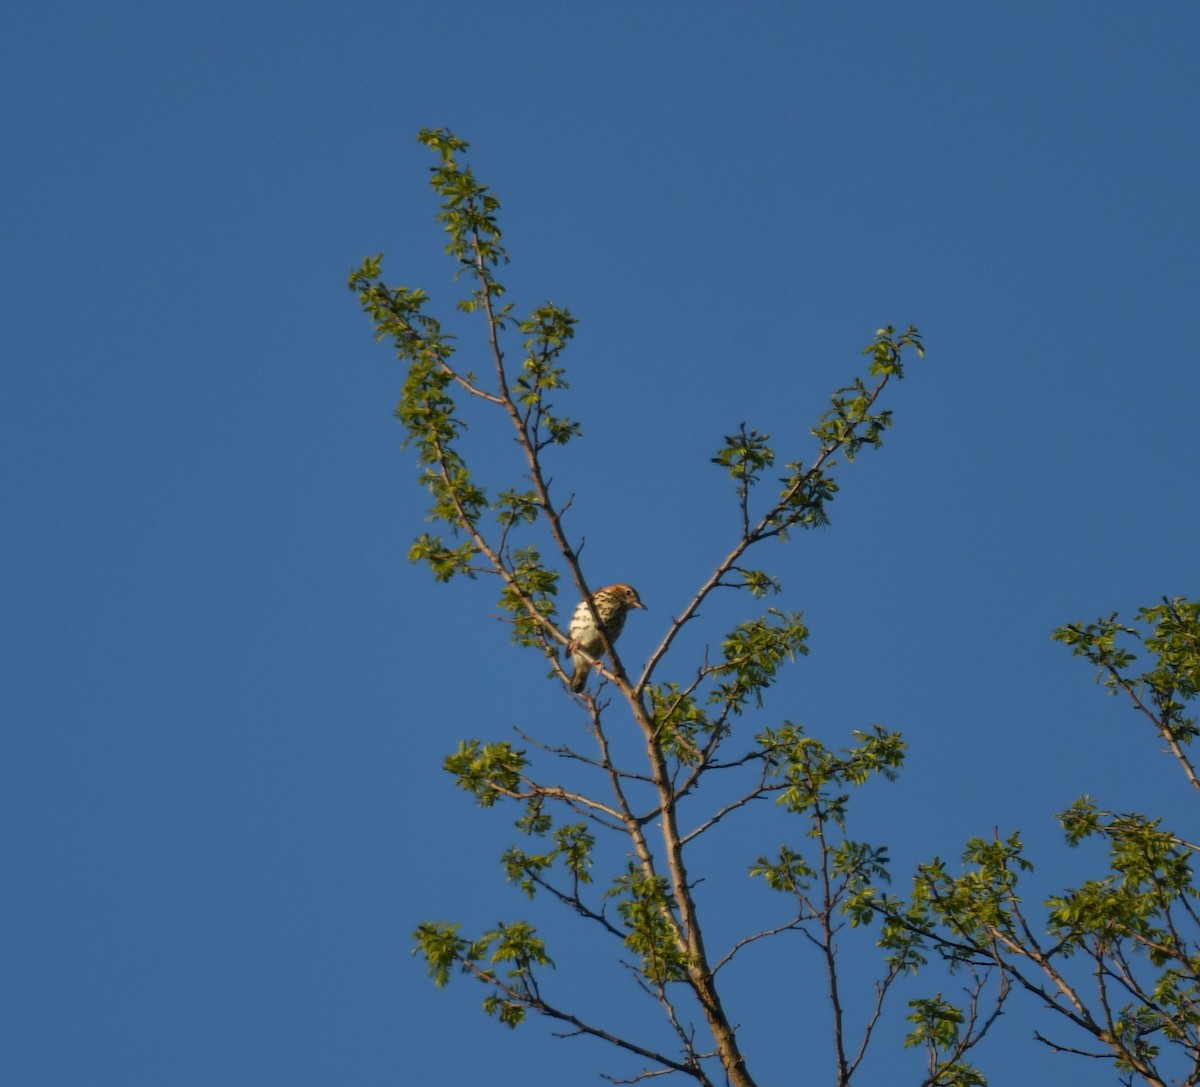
[876,597,1200,1087]
[351,128,998,1087]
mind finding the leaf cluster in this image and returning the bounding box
[880,597,1200,1086]
[414,919,552,1028]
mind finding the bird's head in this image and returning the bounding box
[608,584,646,610]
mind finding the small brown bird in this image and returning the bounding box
[566,584,646,692]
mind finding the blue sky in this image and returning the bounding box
[3,3,1198,1085]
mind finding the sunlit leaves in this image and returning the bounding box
[864,894,930,972]
[1141,598,1200,701]
[769,466,837,536]
[413,919,553,1029]
[759,723,905,829]
[497,547,558,649]
[832,839,892,895]
[710,610,809,714]
[1110,1005,1166,1071]
[709,328,923,542]
[556,823,596,882]
[348,258,455,366]
[418,127,509,285]
[904,996,988,1087]
[750,845,815,893]
[444,740,526,807]
[713,425,775,484]
[494,488,540,527]
[606,866,691,983]
[909,833,1031,940]
[1053,613,1141,690]
[1054,597,1200,749]
[420,462,486,527]
[905,995,965,1051]
[348,253,484,577]
[714,425,775,532]
[413,921,466,989]
[810,377,894,464]
[408,533,478,582]
[503,822,596,899]
[516,304,581,450]
[1047,806,1195,960]
[865,324,924,379]
[750,726,902,966]
[647,683,716,763]
[733,567,782,598]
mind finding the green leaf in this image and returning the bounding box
[444,740,526,806]
[709,609,809,714]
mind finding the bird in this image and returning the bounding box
[566,584,646,692]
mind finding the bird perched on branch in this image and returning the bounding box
[566,584,645,692]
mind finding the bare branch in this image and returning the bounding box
[457,954,715,1085]
[513,727,655,784]
[679,781,775,846]
[712,916,807,974]
[520,869,627,940]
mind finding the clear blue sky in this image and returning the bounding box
[3,4,1197,1085]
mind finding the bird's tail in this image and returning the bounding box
[569,651,591,692]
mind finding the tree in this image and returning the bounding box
[886,598,1200,1087]
[350,129,1006,1087]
